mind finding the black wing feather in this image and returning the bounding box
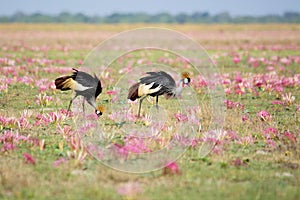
[140,71,176,87]
[72,70,98,88]
[71,68,102,98]
[139,71,176,96]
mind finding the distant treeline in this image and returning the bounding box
[1,11,300,23]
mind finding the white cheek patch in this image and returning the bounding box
[183,78,189,84]
[96,110,102,115]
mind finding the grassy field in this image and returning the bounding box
[0,24,299,200]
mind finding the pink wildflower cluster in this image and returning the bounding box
[163,161,181,175]
[34,110,67,126]
[57,125,87,163]
[224,99,245,110]
[35,79,56,92]
[53,157,68,167]
[109,110,137,122]
[284,131,297,143]
[257,110,271,121]
[214,70,299,97]
[0,130,39,152]
[0,114,31,130]
[174,112,188,122]
[113,136,150,158]
[23,153,36,165]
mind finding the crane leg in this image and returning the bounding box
[156,96,159,109]
[67,95,78,112]
[138,96,147,118]
[82,98,85,114]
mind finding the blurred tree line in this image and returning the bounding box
[0,11,299,23]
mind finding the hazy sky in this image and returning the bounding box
[0,0,299,16]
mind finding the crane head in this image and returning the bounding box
[95,105,104,116]
[181,72,191,86]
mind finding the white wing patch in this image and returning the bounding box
[138,82,162,97]
[74,81,93,91]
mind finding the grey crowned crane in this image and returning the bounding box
[55,68,103,116]
[128,71,191,117]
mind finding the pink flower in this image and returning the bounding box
[113,143,129,158]
[49,80,56,90]
[257,110,271,121]
[85,113,98,120]
[224,100,244,110]
[112,137,151,159]
[280,57,291,65]
[53,157,67,167]
[78,59,83,65]
[174,112,188,122]
[109,110,137,122]
[235,88,245,95]
[137,58,145,65]
[0,130,37,152]
[248,57,259,67]
[282,93,295,106]
[266,66,274,71]
[225,88,231,94]
[266,138,277,148]
[38,85,48,92]
[107,90,119,103]
[237,135,254,146]
[36,94,54,106]
[0,84,8,92]
[87,145,104,160]
[15,116,31,130]
[47,111,67,123]
[106,90,118,95]
[163,161,181,175]
[17,76,34,85]
[225,130,238,141]
[232,56,240,64]
[190,138,200,148]
[274,86,283,93]
[284,131,297,142]
[242,115,248,121]
[234,73,243,83]
[79,122,96,133]
[271,100,284,105]
[118,65,132,74]
[278,66,286,71]
[23,153,36,165]
[224,100,235,109]
[1,143,16,152]
[263,127,278,139]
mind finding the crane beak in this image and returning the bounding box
[184,82,190,87]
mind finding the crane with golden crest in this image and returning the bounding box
[55,68,104,116]
[128,71,191,117]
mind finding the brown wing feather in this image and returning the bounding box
[128,82,140,101]
[55,76,74,91]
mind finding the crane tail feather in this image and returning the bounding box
[55,76,75,91]
[128,82,140,101]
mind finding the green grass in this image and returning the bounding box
[0,24,300,200]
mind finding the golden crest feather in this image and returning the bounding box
[181,72,190,79]
[97,105,105,113]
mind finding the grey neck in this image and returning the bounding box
[175,79,184,96]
